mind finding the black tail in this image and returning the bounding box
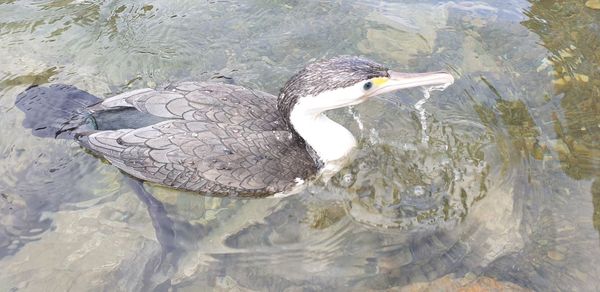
[15,84,101,139]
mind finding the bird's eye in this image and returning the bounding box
[363,81,373,91]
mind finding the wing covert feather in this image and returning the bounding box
[80,120,316,196]
[94,82,284,131]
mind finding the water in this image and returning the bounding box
[1,0,599,290]
[415,84,452,145]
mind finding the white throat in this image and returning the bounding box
[289,86,364,175]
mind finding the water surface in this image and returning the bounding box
[1,0,599,290]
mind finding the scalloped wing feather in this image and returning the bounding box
[80,82,316,196]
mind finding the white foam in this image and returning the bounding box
[415,84,452,145]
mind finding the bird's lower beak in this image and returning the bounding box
[370,70,455,97]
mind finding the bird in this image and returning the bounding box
[15,56,454,198]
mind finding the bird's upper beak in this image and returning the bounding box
[369,70,455,97]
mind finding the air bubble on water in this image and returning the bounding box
[453,168,463,182]
[369,128,381,145]
[413,185,426,196]
[343,173,353,184]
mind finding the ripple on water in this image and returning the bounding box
[303,76,529,287]
[331,89,508,231]
[1,0,599,290]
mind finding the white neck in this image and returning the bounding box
[291,111,357,162]
[289,87,363,174]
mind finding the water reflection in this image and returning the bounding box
[594,180,600,236]
[0,0,599,290]
[522,0,600,234]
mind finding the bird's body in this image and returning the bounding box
[16,56,454,197]
[82,82,317,197]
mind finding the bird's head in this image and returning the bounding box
[277,56,454,130]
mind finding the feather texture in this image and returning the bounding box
[80,82,317,197]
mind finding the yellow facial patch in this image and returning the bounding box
[371,77,389,86]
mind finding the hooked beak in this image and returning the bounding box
[369,70,455,97]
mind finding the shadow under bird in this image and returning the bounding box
[16,56,454,197]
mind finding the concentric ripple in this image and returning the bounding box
[328,85,509,231]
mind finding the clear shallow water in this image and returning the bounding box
[0,0,599,290]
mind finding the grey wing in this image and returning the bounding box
[91,82,284,131]
[79,120,317,197]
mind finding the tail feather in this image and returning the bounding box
[15,84,101,139]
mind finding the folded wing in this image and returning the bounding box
[80,82,316,196]
[92,82,285,131]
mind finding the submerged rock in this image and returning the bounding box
[585,0,600,10]
[398,274,531,292]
